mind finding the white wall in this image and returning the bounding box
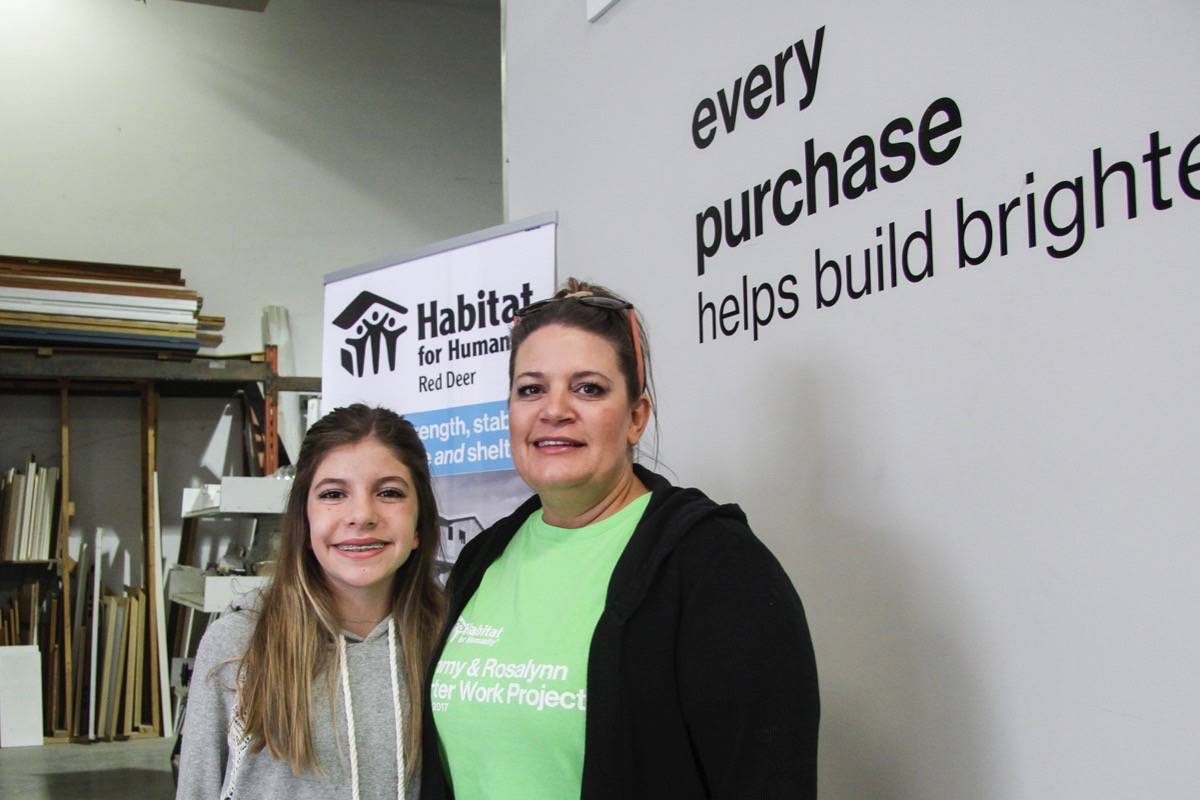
[1,0,501,375]
[0,0,501,587]
[503,1,1199,797]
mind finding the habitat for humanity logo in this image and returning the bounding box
[449,617,504,646]
[333,291,408,377]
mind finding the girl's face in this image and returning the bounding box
[306,437,420,614]
[509,324,650,512]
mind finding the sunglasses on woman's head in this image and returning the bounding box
[513,294,645,397]
[514,295,632,317]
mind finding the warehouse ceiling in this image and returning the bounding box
[171,0,270,10]
[168,0,498,11]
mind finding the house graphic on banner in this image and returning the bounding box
[332,291,408,377]
[438,513,483,565]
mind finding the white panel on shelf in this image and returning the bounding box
[181,477,292,518]
[167,565,269,613]
[0,646,43,747]
[219,477,292,515]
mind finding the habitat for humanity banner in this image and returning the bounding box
[320,216,556,564]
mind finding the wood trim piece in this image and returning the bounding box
[141,386,162,736]
[0,255,184,286]
[150,473,171,736]
[96,596,116,739]
[0,312,197,336]
[0,275,198,302]
[0,350,274,383]
[58,385,74,734]
[264,345,279,474]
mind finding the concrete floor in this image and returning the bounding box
[0,737,176,799]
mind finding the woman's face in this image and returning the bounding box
[509,323,650,512]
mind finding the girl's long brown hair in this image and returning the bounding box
[235,404,446,779]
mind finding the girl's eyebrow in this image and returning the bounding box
[377,475,411,489]
[312,475,411,489]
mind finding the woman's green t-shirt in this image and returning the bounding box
[431,493,651,799]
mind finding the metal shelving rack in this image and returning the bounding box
[0,345,320,742]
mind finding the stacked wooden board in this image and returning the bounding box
[87,586,156,740]
[0,534,165,739]
[0,580,40,647]
[0,255,223,352]
[0,457,62,561]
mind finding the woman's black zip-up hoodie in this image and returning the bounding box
[421,465,819,799]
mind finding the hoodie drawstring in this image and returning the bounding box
[338,617,405,800]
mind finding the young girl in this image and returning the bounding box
[178,404,446,800]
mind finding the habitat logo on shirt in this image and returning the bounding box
[450,617,504,646]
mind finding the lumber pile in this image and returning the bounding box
[0,537,162,740]
[0,579,40,647]
[1,457,62,562]
[0,254,224,353]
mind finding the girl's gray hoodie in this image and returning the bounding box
[176,610,418,800]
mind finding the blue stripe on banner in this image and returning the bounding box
[405,400,511,477]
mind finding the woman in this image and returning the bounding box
[422,280,819,799]
[178,404,446,800]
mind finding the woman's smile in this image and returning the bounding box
[532,436,585,451]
